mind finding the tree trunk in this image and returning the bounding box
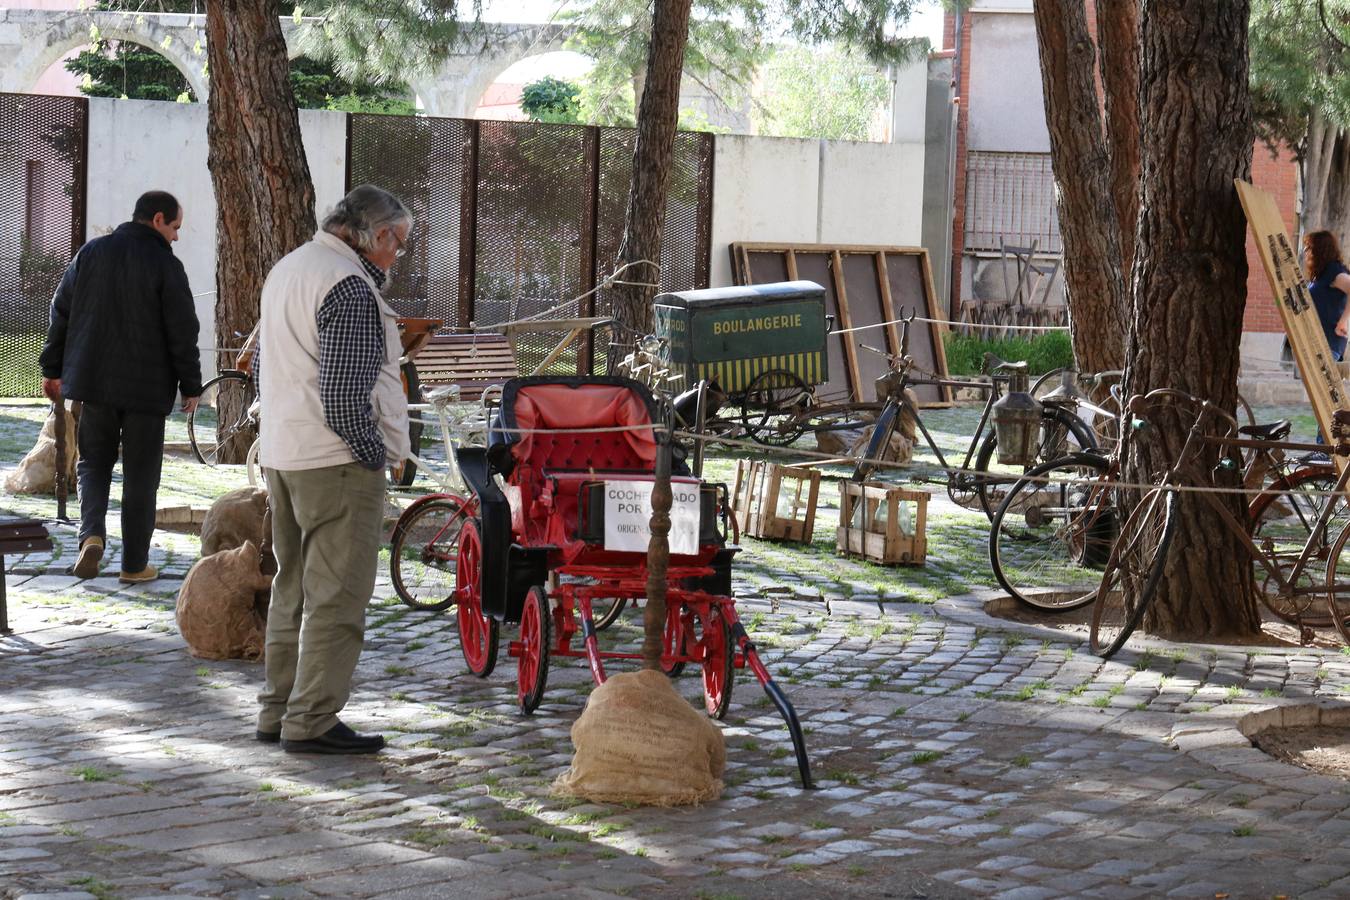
[1300,108,1350,244]
[1031,0,1127,374]
[1096,0,1141,282]
[1125,0,1260,640]
[612,0,692,344]
[206,1,316,463]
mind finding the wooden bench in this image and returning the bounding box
[411,333,520,402]
[0,517,53,634]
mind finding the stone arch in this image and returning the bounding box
[5,13,208,100]
[472,47,598,117]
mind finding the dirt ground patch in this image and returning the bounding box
[1252,725,1350,780]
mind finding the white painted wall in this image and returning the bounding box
[709,135,926,287]
[83,98,924,341]
[967,12,1048,153]
[85,97,347,365]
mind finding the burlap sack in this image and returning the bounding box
[4,408,77,495]
[200,486,269,557]
[175,540,273,661]
[552,669,725,806]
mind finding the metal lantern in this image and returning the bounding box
[992,370,1044,466]
[1040,369,1087,407]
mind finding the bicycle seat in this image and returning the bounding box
[1238,420,1291,442]
[981,352,1028,375]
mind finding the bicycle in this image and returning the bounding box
[1086,390,1350,658]
[991,392,1343,628]
[842,315,1097,518]
[188,329,257,467]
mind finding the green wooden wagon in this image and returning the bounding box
[653,281,829,445]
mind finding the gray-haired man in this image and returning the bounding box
[254,185,412,754]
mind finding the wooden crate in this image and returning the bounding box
[836,481,928,565]
[732,460,820,543]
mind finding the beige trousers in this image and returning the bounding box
[257,463,386,740]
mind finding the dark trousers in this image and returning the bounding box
[77,403,165,572]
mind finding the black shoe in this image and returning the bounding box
[255,729,281,744]
[280,721,385,755]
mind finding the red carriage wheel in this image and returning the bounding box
[702,607,735,719]
[517,585,551,714]
[455,519,499,677]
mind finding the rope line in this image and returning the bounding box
[830,315,1069,336]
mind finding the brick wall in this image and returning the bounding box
[1244,142,1299,334]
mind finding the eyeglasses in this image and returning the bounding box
[389,228,409,258]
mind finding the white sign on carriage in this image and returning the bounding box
[603,479,701,556]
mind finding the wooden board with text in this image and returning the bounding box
[1237,179,1349,468]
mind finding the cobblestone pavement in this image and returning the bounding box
[3,401,1350,899]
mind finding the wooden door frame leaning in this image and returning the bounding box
[1238,180,1350,468]
[728,243,952,408]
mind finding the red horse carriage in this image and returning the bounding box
[451,375,812,787]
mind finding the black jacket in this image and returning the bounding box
[39,222,202,415]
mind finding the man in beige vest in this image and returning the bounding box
[254,185,412,754]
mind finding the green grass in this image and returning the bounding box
[943,330,1073,377]
[911,750,943,765]
[73,766,115,782]
[67,876,117,900]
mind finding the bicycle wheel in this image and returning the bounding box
[853,401,900,482]
[740,369,810,446]
[1089,487,1178,658]
[989,452,1114,611]
[592,597,627,631]
[188,370,255,466]
[245,438,266,489]
[1248,465,1344,626]
[1031,368,1067,399]
[1323,518,1350,644]
[390,495,471,612]
[974,405,1097,519]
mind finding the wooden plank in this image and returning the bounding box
[1237,179,1349,471]
[785,249,799,281]
[875,252,902,360]
[830,250,864,400]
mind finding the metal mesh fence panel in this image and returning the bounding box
[0,93,87,398]
[347,115,713,376]
[347,113,470,328]
[475,120,595,376]
[593,129,713,371]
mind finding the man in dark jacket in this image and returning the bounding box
[39,190,202,583]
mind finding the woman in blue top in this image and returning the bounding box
[1305,229,1350,360]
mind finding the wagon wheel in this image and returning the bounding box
[702,606,735,719]
[661,604,687,679]
[741,369,810,446]
[517,585,551,714]
[455,518,499,677]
